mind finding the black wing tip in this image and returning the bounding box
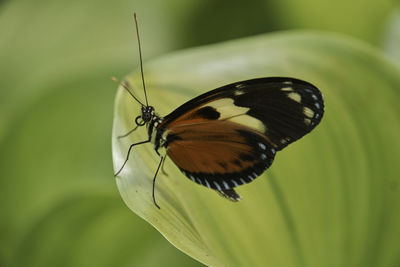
[217,189,242,202]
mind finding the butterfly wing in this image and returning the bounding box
[157,77,324,199]
[164,120,276,200]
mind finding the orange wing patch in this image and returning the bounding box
[168,139,256,174]
[165,120,276,190]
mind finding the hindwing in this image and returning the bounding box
[165,121,276,200]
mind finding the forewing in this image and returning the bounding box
[159,77,324,150]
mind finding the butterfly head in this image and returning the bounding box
[135,105,155,126]
[141,106,155,122]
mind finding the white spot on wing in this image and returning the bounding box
[248,175,254,181]
[240,178,247,184]
[303,107,314,118]
[229,114,266,133]
[222,181,230,189]
[234,90,245,96]
[232,180,239,187]
[258,143,266,150]
[280,137,291,145]
[206,98,240,109]
[261,154,267,160]
[205,98,266,132]
[281,87,293,91]
[304,118,312,125]
[315,102,321,109]
[287,92,302,103]
[213,181,222,191]
[283,81,293,85]
[196,178,203,185]
[189,175,195,182]
[205,179,211,188]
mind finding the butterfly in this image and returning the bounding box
[114,14,324,209]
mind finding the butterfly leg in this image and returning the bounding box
[117,125,139,139]
[114,139,150,176]
[152,155,165,209]
[160,156,169,176]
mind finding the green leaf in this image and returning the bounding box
[383,8,400,63]
[113,31,400,267]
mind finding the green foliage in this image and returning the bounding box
[0,0,203,266]
[113,32,400,266]
[1,0,399,266]
[383,8,400,63]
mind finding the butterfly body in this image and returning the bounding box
[131,77,324,202]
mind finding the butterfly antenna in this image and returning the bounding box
[133,13,149,107]
[111,77,145,106]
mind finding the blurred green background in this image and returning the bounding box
[0,0,399,266]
